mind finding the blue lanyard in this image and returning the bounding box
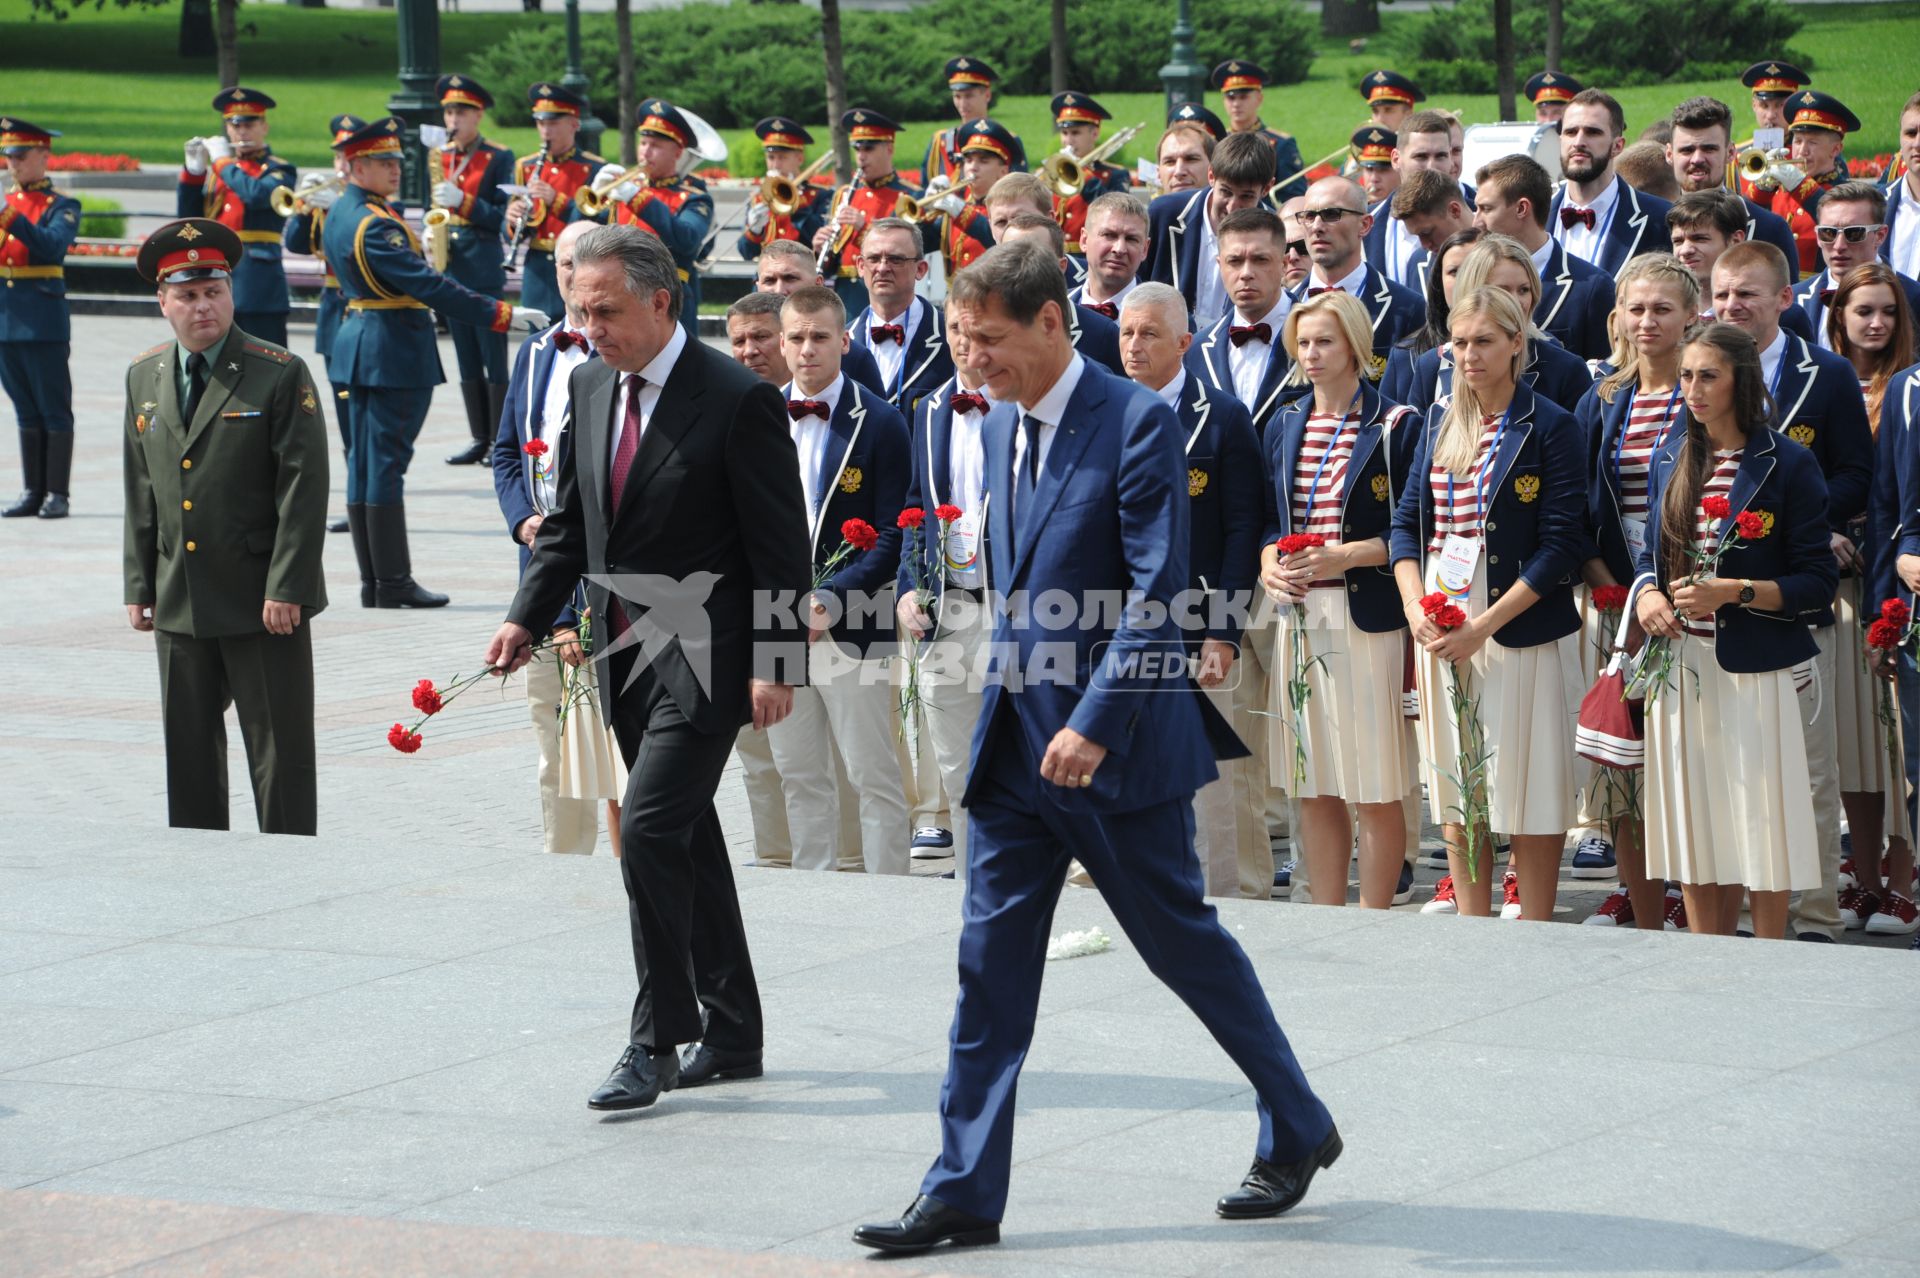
[1445,404,1511,528]
[1297,388,1364,525]
[1610,383,1683,490]
[1767,342,1788,405]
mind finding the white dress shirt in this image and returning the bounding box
[1077,277,1139,313]
[1892,181,1920,282]
[1529,236,1556,282]
[1194,207,1227,330]
[1307,258,1371,299]
[536,325,593,512]
[945,379,992,586]
[1759,326,1789,391]
[1011,354,1088,519]
[1386,212,1423,289]
[865,297,923,395]
[610,321,687,476]
[1227,296,1290,411]
[1154,366,1188,411]
[783,372,846,517]
[1555,176,1621,266]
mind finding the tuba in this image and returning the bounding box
[574,164,637,219]
[422,144,452,272]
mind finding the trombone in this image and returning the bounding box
[270,172,342,218]
[1038,122,1147,200]
[574,164,639,219]
[1270,144,1354,203]
[714,150,837,240]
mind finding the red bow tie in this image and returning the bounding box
[950,391,989,415]
[1307,286,1340,297]
[870,323,906,345]
[1084,300,1118,320]
[1560,205,1596,231]
[1819,288,1837,304]
[786,399,830,421]
[1229,322,1272,347]
[552,329,591,354]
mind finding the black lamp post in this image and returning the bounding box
[1159,0,1205,117]
[389,0,441,207]
[561,0,606,156]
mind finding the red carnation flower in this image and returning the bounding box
[387,723,423,754]
[1276,532,1328,556]
[410,679,443,716]
[1867,619,1904,651]
[1419,591,1450,617]
[1591,585,1630,612]
[1733,510,1765,540]
[842,518,879,552]
[522,439,549,458]
[1431,603,1467,631]
[1881,599,1912,630]
[897,507,927,530]
[934,504,963,524]
[1701,495,1732,521]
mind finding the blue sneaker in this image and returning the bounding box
[1571,834,1617,880]
[1393,861,1414,905]
[911,826,954,860]
[1273,858,1296,899]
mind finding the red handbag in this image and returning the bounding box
[1575,573,1654,770]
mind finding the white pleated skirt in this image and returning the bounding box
[1412,559,1583,837]
[557,660,628,803]
[1643,635,1820,891]
[1833,588,1913,841]
[1269,587,1418,805]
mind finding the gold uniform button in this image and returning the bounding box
[181,459,192,469]
[181,500,192,510]
[185,540,197,552]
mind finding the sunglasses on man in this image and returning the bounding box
[1815,224,1882,244]
[1297,208,1365,226]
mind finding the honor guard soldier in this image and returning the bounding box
[1211,61,1309,202]
[1742,60,1809,136]
[934,119,1012,273]
[598,98,713,338]
[280,113,361,532]
[1169,101,1227,144]
[508,82,606,323]
[1360,69,1425,137]
[923,57,1026,187]
[1050,93,1131,255]
[1766,90,1861,274]
[1525,71,1583,126]
[814,108,920,314]
[0,116,79,520]
[739,116,830,262]
[323,117,545,610]
[431,75,519,466]
[1352,125,1399,209]
[124,218,329,835]
[179,87,294,346]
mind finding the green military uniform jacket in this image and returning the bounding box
[122,327,330,636]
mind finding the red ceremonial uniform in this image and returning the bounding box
[942,196,995,272]
[517,147,603,252]
[1767,171,1840,276]
[822,177,918,280]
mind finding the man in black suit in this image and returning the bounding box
[485,224,812,1108]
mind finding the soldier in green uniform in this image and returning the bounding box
[123,218,330,835]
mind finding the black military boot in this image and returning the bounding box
[35,432,72,519]
[368,502,449,608]
[486,382,509,454]
[345,503,376,607]
[2,427,46,518]
[445,382,492,465]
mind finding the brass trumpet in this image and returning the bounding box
[1040,122,1147,200]
[906,184,963,222]
[271,172,340,218]
[762,150,836,218]
[575,164,640,218]
[1741,146,1796,188]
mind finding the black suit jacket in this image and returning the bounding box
[507,340,813,736]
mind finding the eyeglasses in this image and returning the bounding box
[1815,224,1881,244]
[1285,239,1308,257]
[862,253,917,267]
[1297,208,1366,225]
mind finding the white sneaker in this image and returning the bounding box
[1420,874,1457,914]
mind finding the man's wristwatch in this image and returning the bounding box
[1738,578,1756,606]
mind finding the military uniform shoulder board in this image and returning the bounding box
[242,340,293,364]
[135,342,171,363]
[578,151,605,166]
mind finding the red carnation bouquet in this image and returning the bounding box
[385,627,596,755]
[814,517,879,592]
[1273,533,1330,789]
[1421,590,1493,879]
[895,504,967,723]
[1866,595,1916,790]
[1639,495,1769,703]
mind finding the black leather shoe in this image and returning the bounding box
[1,490,44,518]
[445,440,490,466]
[1216,1125,1343,1219]
[374,576,449,608]
[852,1195,999,1254]
[328,515,349,533]
[586,1045,679,1111]
[677,1042,763,1087]
[35,494,69,519]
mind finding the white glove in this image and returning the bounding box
[610,180,641,205]
[929,192,966,219]
[1772,161,1806,191]
[305,184,340,212]
[746,200,770,235]
[511,307,551,332]
[923,174,954,196]
[184,138,208,177]
[203,135,233,165]
[417,124,449,149]
[432,180,465,210]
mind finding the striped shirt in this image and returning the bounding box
[1427,415,1501,553]
[1615,389,1681,517]
[1682,448,1744,637]
[1291,412,1359,585]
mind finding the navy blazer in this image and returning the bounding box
[491,324,588,630]
[1143,188,1214,318]
[800,379,910,657]
[897,377,991,611]
[1285,264,1426,365]
[1184,310,1299,436]
[1264,381,1423,632]
[1397,336,1595,419]
[1868,362,1920,608]
[843,340,886,397]
[1743,196,1804,283]
[1070,303,1127,376]
[1388,382,1586,648]
[847,301,953,418]
[971,362,1246,813]
[1635,427,1835,673]
[1533,239,1617,361]
[1172,373,1264,646]
[1769,332,1873,531]
[1575,376,1685,584]
[1886,179,1915,269]
[1362,199,1444,291]
[1792,266,1920,350]
[1547,177,1673,278]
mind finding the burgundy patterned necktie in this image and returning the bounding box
[1229,322,1272,347]
[1308,286,1340,297]
[1085,300,1118,320]
[610,373,646,511]
[870,323,906,345]
[950,391,988,415]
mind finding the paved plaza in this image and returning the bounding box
[3,314,1919,1275]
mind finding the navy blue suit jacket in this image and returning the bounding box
[1791,266,1920,350]
[898,377,990,611]
[1534,239,1617,361]
[1547,177,1672,278]
[1143,188,1214,318]
[1184,311,1299,436]
[1574,376,1686,585]
[1286,265,1426,365]
[491,324,588,630]
[1396,336,1595,419]
[847,301,953,418]
[970,361,1246,813]
[1264,380,1423,632]
[1070,303,1127,376]
[1769,332,1873,531]
[1388,382,1586,648]
[1868,362,1920,608]
[1636,427,1835,672]
[1171,373,1263,646]
[801,379,910,657]
[1743,196,1803,283]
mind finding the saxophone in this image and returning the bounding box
[422,143,452,273]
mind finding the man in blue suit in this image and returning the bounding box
[846,217,953,418]
[1288,176,1424,369]
[1475,154,1616,360]
[997,212,1127,375]
[1667,96,1802,281]
[853,241,1338,1256]
[1144,132,1275,332]
[1548,89,1673,278]
[1792,181,1920,350]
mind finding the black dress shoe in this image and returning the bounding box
[1,490,43,518]
[677,1042,763,1087]
[1216,1125,1343,1219]
[445,440,491,466]
[586,1045,679,1111]
[328,515,349,533]
[852,1195,999,1254]
[35,494,69,519]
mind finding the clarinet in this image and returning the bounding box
[508,141,550,274]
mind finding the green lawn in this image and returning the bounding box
[4,0,1914,173]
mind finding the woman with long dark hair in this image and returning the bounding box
[1381,228,1483,405]
[1633,323,1837,938]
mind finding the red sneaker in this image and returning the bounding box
[1839,857,1858,891]
[1582,886,1634,927]
[1499,870,1523,920]
[1421,874,1457,915]
[1867,892,1920,935]
[1840,887,1882,931]
[1663,892,1689,931]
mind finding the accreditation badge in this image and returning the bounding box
[1436,534,1481,597]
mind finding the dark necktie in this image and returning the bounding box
[184,351,208,423]
[1014,412,1044,537]
[950,391,988,416]
[1307,286,1340,297]
[607,375,648,638]
[552,328,590,354]
[1229,322,1272,347]
[870,323,905,345]
[1085,300,1118,320]
[1560,205,1596,231]
[786,399,830,421]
